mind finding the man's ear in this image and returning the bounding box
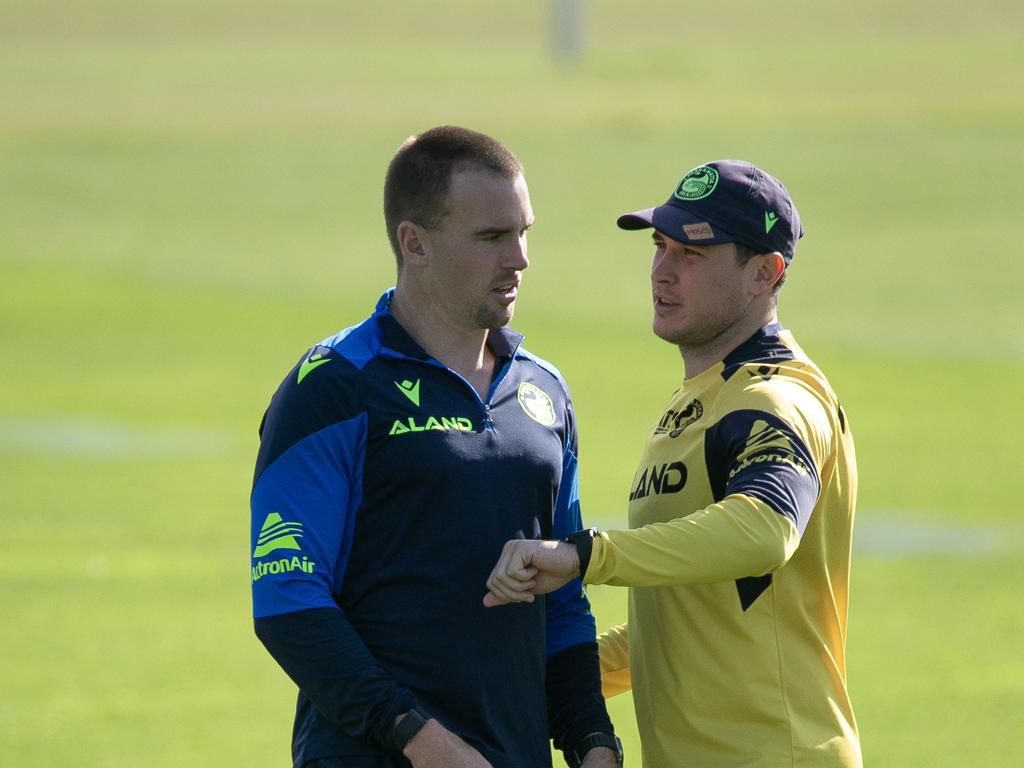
[397,221,429,268]
[752,251,786,296]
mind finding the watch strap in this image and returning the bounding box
[563,527,599,578]
[568,732,623,767]
[390,706,430,753]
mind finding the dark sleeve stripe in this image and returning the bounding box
[705,409,821,535]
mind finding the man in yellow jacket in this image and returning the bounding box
[485,160,861,768]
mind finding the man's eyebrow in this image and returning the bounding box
[473,225,513,236]
[474,220,534,236]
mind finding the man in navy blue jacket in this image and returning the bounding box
[251,126,621,768]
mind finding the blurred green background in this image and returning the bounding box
[2,0,1023,765]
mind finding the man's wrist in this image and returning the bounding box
[566,732,623,768]
[563,528,600,579]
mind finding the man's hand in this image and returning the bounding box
[580,746,621,767]
[483,539,580,607]
[402,717,492,768]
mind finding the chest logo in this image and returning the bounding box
[388,416,473,436]
[629,461,688,501]
[395,378,421,406]
[654,399,703,438]
[517,382,556,426]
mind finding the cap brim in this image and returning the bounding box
[617,203,739,245]
[616,208,657,230]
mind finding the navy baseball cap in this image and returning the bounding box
[617,160,804,264]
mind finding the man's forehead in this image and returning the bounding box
[447,169,531,216]
[449,164,524,189]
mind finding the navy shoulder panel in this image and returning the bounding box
[254,315,386,484]
[721,323,795,382]
[704,408,820,535]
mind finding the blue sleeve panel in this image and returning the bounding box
[254,608,417,750]
[540,391,612,756]
[543,406,597,658]
[704,409,821,536]
[250,415,366,618]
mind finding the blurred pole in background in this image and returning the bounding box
[551,0,585,64]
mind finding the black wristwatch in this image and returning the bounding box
[563,527,600,578]
[390,706,431,753]
[567,732,624,768]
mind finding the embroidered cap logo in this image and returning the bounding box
[674,166,719,201]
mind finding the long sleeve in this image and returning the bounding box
[250,347,415,749]
[597,623,631,699]
[586,494,800,587]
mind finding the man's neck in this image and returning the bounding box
[679,309,778,379]
[390,288,496,392]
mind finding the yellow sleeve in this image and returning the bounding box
[597,623,631,698]
[585,494,800,588]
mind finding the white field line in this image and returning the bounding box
[851,516,1020,557]
[0,418,237,458]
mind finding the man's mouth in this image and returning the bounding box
[653,292,679,310]
[492,281,520,302]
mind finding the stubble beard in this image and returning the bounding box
[472,299,516,331]
[653,302,747,355]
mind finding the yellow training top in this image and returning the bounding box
[587,325,860,768]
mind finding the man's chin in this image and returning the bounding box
[652,319,686,345]
[478,304,516,330]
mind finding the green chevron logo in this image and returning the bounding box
[765,211,780,233]
[298,353,330,384]
[395,378,421,406]
[253,513,304,557]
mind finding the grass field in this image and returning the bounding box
[2,1,1024,765]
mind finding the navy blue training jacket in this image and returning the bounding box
[251,290,610,767]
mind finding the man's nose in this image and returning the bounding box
[651,251,671,282]
[507,236,529,270]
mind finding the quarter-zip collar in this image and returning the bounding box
[373,288,525,363]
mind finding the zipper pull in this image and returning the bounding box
[483,403,494,430]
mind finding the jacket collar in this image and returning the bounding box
[373,288,524,361]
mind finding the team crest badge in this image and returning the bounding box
[674,166,719,201]
[517,382,556,426]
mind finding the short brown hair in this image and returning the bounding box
[383,126,522,267]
